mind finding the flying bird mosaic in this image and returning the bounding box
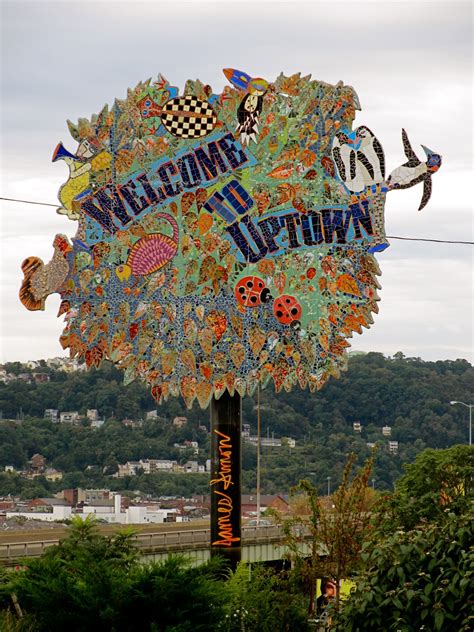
[19,69,442,408]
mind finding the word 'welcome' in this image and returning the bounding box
[81,133,251,235]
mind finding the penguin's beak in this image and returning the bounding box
[421,144,435,159]
[422,144,442,170]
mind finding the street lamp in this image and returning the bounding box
[327,476,331,496]
[450,401,472,446]
[371,478,376,490]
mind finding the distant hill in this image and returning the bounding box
[0,353,472,497]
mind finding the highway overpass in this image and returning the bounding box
[0,523,314,567]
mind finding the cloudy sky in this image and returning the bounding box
[1,0,472,364]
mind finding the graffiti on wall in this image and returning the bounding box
[19,70,441,407]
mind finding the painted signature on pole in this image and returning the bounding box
[211,429,240,547]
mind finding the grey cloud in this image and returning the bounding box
[1,0,472,363]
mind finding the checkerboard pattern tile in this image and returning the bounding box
[161,96,217,139]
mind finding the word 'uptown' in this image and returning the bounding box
[226,201,375,263]
[81,133,251,234]
[210,430,240,547]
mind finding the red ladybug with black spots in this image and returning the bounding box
[273,294,302,329]
[235,276,272,308]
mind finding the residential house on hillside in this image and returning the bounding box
[60,411,80,424]
[241,494,290,517]
[182,461,205,474]
[18,373,33,383]
[29,454,46,473]
[32,372,49,383]
[245,435,296,448]
[25,360,40,370]
[388,441,399,454]
[116,459,178,477]
[44,409,59,423]
[44,467,63,482]
[174,440,199,455]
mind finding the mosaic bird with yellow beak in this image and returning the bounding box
[223,68,269,145]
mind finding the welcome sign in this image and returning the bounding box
[19,69,441,408]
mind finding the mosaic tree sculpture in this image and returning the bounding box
[20,69,441,560]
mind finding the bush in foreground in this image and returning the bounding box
[333,508,473,631]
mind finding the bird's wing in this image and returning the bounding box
[418,176,432,211]
[373,137,385,179]
[402,129,420,166]
[356,151,375,180]
[332,146,346,181]
[350,150,356,180]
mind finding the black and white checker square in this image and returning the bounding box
[161,95,217,139]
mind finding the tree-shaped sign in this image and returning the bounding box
[19,69,441,563]
[19,69,441,408]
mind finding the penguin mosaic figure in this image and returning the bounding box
[331,126,385,193]
[386,129,442,210]
[356,126,385,183]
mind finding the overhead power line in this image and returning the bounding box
[1,196,58,208]
[386,236,473,245]
[1,196,473,245]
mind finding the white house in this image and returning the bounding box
[60,411,80,424]
[388,441,399,454]
[44,409,59,423]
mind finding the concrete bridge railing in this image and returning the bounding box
[0,524,299,566]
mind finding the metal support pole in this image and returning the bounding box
[469,406,472,447]
[210,391,242,569]
[450,401,473,446]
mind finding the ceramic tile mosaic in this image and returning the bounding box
[19,70,441,408]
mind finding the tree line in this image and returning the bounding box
[0,353,472,498]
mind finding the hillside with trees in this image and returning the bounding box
[0,353,472,498]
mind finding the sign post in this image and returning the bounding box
[210,392,242,568]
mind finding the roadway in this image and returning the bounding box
[0,521,311,567]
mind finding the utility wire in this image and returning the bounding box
[1,196,473,245]
[386,236,473,245]
[1,196,58,208]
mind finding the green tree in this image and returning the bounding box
[277,453,375,615]
[383,445,473,530]
[221,562,309,632]
[0,517,228,632]
[119,555,227,632]
[333,508,474,631]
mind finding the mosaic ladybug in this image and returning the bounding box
[235,276,272,308]
[273,294,302,328]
